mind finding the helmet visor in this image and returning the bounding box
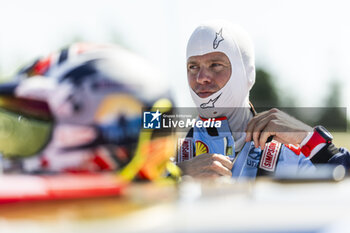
[0,96,53,158]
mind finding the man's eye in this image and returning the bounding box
[188,65,199,70]
[210,63,224,71]
[211,63,222,68]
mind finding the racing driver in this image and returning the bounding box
[177,20,350,179]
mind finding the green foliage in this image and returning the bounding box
[250,68,280,108]
[249,68,348,132]
[318,80,348,132]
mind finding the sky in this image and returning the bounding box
[1,0,350,113]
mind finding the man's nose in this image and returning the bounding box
[196,68,211,84]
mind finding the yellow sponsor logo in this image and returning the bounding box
[195,140,209,156]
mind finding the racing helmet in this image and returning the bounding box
[0,43,176,180]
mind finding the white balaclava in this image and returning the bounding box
[186,20,256,151]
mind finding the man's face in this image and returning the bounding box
[187,52,231,98]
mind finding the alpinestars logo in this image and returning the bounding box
[200,93,221,109]
[213,28,224,49]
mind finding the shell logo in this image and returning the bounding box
[195,140,209,156]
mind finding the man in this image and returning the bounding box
[177,20,349,178]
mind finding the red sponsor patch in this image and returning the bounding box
[285,144,301,155]
[177,138,193,162]
[259,140,281,172]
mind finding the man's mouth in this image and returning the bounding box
[197,91,214,98]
